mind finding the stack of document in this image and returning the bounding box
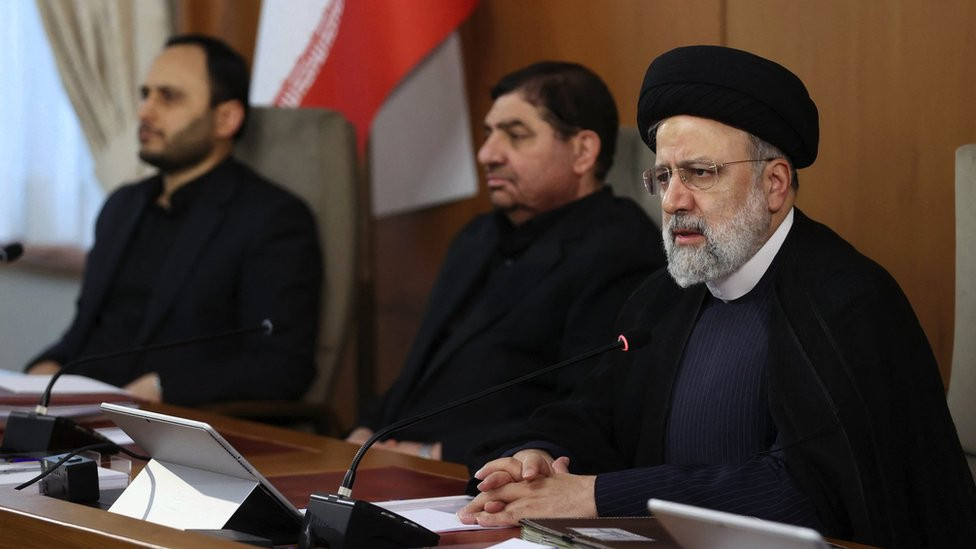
[519,517,673,548]
[0,371,133,418]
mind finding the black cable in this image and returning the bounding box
[14,442,150,491]
[39,319,272,410]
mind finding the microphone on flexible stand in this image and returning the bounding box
[0,242,24,264]
[0,319,274,455]
[299,327,653,549]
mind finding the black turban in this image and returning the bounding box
[637,45,819,169]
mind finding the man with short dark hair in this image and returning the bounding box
[27,35,322,406]
[460,46,976,549]
[347,61,665,463]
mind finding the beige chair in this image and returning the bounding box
[205,106,359,434]
[605,126,661,229]
[948,144,976,477]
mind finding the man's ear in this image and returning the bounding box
[765,158,793,212]
[213,100,245,139]
[572,129,601,175]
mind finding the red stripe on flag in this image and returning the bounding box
[290,0,479,152]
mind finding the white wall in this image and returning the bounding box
[0,268,79,371]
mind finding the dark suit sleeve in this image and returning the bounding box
[352,220,483,432]
[439,246,659,462]
[595,452,821,528]
[25,187,138,369]
[467,347,636,471]
[157,195,322,405]
[362,195,664,463]
[437,269,653,464]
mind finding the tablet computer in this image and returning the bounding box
[649,498,828,549]
[100,402,302,543]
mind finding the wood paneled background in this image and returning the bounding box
[178,0,975,428]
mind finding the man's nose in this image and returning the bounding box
[660,173,695,215]
[477,133,504,166]
[137,94,156,122]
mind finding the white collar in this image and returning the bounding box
[706,208,794,302]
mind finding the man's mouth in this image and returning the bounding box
[672,229,704,246]
[669,218,707,246]
[138,126,161,142]
[485,173,513,190]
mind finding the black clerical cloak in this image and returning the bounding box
[474,209,976,548]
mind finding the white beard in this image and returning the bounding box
[663,181,771,288]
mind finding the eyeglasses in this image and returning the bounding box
[641,158,776,196]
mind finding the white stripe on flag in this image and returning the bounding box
[369,33,478,217]
[251,0,338,106]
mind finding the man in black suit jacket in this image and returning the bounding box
[460,46,976,548]
[26,35,321,406]
[347,62,665,463]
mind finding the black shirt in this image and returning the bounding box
[77,171,219,380]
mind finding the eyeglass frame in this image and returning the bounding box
[641,157,777,196]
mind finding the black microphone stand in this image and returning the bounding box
[0,242,24,264]
[0,320,273,455]
[299,329,649,549]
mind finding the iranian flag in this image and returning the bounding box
[251,0,480,216]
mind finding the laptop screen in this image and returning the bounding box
[99,402,301,518]
[649,498,828,549]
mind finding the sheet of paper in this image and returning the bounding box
[0,373,129,395]
[97,466,130,490]
[375,495,498,533]
[0,461,42,487]
[376,494,472,513]
[110,459,257,529]
[398,508,481,533]
[487,539,556,549]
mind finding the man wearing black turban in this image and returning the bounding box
[461,46,976,549]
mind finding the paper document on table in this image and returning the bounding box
[376,494,497,533]
[488,539,555,548]
[0,373,129,395]
[0,461,42,487]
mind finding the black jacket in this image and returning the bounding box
[29,158,322,405]
[360,188,665,463]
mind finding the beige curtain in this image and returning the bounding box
[35,0,172,191]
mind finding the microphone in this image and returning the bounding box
[0,242,24,264]
[299,327,652,549]
[0,319,274,455]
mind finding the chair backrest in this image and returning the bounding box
[605,126,661,229]
[233,106,359,405]
[948,144,976,477]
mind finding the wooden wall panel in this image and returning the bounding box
[726,0,976,384]
[459,0,724,130]
[173,0,263,64]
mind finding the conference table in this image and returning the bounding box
[0,403,876,548]
[0,403,513,547]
